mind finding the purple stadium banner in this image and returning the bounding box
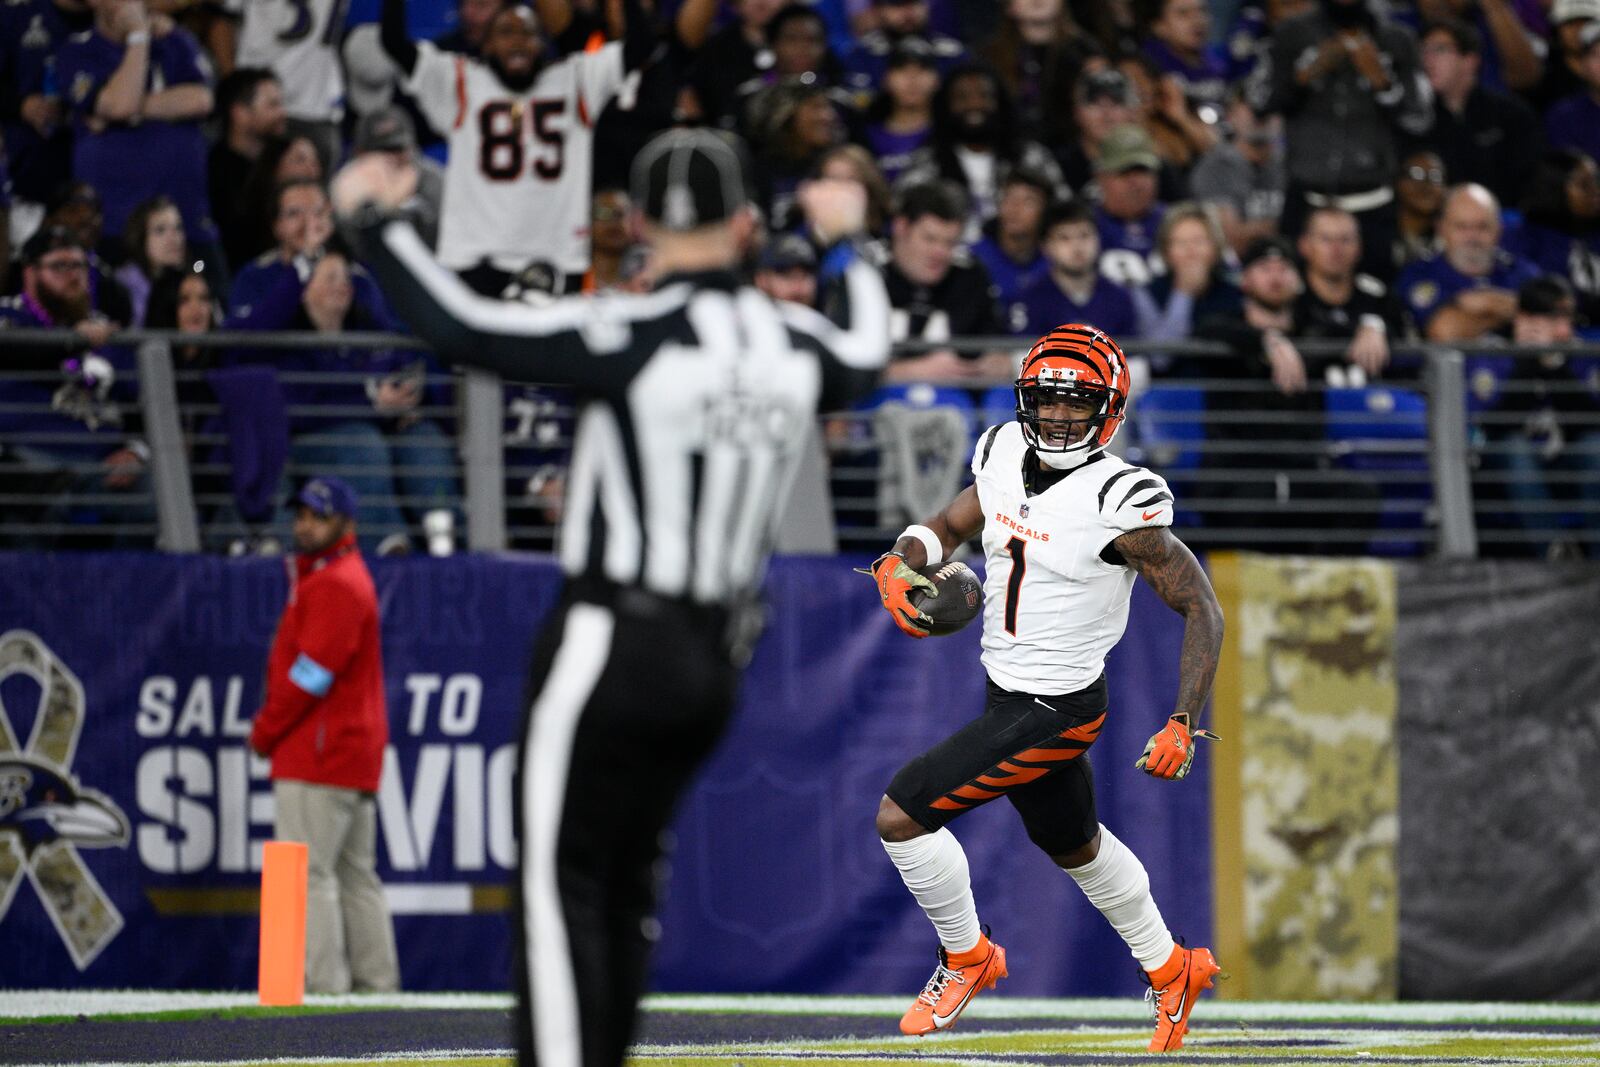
[0,553,1209,996]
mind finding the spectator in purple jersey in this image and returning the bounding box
[1418,19,1542,209]
[56,0,215,246]
[114,195,188,326]
[865,37,939,186]
[228,240,457,556]
[229,180,396,336]
[896,63,1067,240]
[1138,0,1231,122]
[0,0,87,205]
[1411,0,1545,92]
[1019,198,1138,339]
[1545,22,1600,167]
[1510,149,1600,322]
[1399,183,1541,340]
[843,0,967,100]
[1132,202,1241,342]
[1091,124,1168,287]
[971,168,1052,334]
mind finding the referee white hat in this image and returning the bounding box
[630,128,753,232]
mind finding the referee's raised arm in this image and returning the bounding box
[332,138,893,402]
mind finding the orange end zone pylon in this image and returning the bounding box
[259,840,308,1006]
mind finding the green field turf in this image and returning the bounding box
[4,993,1597,1067]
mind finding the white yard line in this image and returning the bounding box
[3,989,1598,1026]
[0,991,512,1019]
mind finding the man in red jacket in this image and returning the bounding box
[250,475,399,993]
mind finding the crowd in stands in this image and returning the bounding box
[1,0,1598,556]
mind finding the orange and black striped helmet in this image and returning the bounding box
[1013,323,1130,456]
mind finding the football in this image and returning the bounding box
[909,561,984,636]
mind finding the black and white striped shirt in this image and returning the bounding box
[356,217,892,605]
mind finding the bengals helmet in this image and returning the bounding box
[1014,323,1129,468]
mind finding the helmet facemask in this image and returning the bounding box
[1014,324,1131,470]
[1016,381,1116,469]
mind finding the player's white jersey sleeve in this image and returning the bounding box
[574,42,626,125]
[404,40,468,135]
[1096,466,1175,534]
[233,0,347,121]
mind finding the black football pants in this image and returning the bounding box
[511,584,740,1067]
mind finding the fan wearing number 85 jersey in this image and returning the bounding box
[869,324,1225,1049]
[381,0,655,284]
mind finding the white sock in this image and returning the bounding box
[1064,824,1176,972]
[882,828,982,955]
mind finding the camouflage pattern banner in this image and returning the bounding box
[1395,560,1600,1000]
[1208,552,1399,1001]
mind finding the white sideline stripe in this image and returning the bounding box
[639,994,1600,1026]
[0,991,512,1018]
[46,1052,512,1067]
[5,989,1600,1026]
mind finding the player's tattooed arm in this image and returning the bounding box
[892,486,984,567]
[1114,526,1224,723]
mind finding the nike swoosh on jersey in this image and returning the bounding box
[1142,509,1164,521]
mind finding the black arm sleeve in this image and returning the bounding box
[620,0,659,72]
[381,0,418,76]
[350,210,635,391]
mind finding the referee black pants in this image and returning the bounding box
[511,583,741,1067]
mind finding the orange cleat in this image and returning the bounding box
[1143,943,1220,1052]
[899,929,1008,1036]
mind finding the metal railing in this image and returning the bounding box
[3,328,1597,560]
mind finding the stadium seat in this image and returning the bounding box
[1324,386,1432,554]
[1129,385,1207,473]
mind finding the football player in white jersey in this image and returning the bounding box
[381,0,654,294]
[867,324,1226,1051]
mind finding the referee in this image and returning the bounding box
[332,129,891,1067]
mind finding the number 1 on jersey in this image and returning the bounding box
[1004,536,1026,635]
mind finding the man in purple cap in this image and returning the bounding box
[250,473,398,994]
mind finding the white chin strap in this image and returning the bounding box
[1035,442,1098,470]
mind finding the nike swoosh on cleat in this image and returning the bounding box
[1166,986,1187,1025]
[931,963,991,1028]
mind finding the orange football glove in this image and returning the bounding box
[868,552,937,638]
[1135,713,1221,780]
